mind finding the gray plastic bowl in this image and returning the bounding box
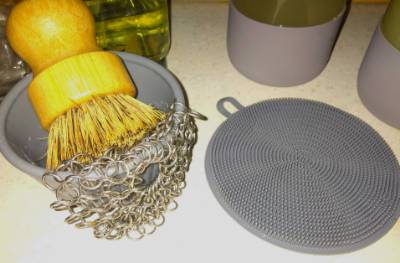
[0,52,186,181]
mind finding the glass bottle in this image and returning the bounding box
[84,0,170,62]
[0,3,28,99]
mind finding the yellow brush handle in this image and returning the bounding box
[6,0,136,129]
[29,52,135,129]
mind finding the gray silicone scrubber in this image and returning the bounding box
[205,97,400,254]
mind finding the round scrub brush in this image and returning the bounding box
[6,0,164,169]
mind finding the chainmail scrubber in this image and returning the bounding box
[43,104,206,240]
[205,97,400,254]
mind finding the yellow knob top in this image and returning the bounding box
[6,0,99,75]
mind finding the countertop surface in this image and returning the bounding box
[1,2,399,263]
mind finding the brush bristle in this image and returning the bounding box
[46,94,165,170]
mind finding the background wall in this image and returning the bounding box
[0,0,390,4]
[354,0,388,2]
[177,0,389,3]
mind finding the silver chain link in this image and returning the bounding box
[42,104,205,240]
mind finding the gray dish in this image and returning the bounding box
[0,52,186,181]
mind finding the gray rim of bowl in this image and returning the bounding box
[0,52,186,178]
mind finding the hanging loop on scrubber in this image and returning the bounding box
[217,97,245,118]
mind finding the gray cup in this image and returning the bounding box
[358,25,400,128]
[0,52,186,181]
[227,0,347,87]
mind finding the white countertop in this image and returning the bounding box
[1,2,399,263]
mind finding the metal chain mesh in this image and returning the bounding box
[42,104,204,240]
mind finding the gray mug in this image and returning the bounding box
[227,0,348,87]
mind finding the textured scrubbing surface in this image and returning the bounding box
[205,98,400,254]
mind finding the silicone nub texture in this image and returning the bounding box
[206,98,400,254]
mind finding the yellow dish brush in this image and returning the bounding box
[6,0,164,169]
